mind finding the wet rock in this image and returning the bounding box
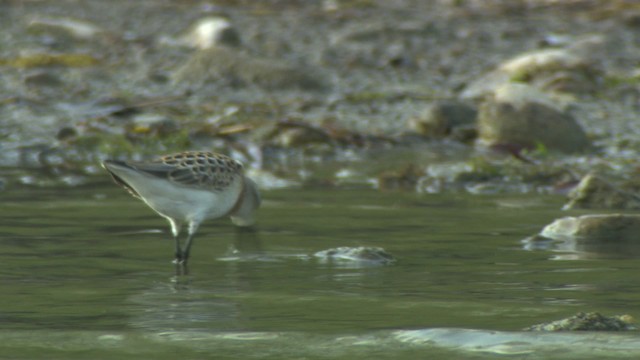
[27,17,104,41]
[538,214,640,242]
[461,36,603,100]
[172,47,326,90]
[563,174,640,210]
[476,83,591,153]
[377,165,421,191]
[407,100,477,141]
[524,312,635,331]
[257,120,331,148]
[181,17,241,49]
[314,246,395,265]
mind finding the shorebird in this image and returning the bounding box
[102,151,261,265]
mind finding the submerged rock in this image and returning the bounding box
[538,214,640,242]
[524,312,635,331]
[476,83,591,153]
[314,246,395,265]
[563,174,640,210]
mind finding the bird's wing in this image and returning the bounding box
[130,152,243,191]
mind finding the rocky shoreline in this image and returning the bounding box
[0,0,638,199]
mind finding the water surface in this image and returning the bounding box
[1,186,640,359]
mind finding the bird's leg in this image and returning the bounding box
[174,237,189,276]
[181,234,193,264]
[181,221,200,265]
[173,234,183,264]
[174,260,189,276]
[168,219,184,264]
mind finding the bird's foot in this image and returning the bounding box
[173,258,189,276]
[173,250,185,264]
[172,249,190,275]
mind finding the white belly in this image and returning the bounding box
[132,175,243,223]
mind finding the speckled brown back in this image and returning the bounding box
[158,151,243,191]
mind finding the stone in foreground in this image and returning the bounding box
[524,312,635,331]
[563,174,640,210]
[539,214,640,242]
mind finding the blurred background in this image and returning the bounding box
[0,0,638,194]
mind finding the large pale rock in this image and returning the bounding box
[181,17,241,49]
[563,174,640,210]
[540,214,640,242]
[461,35,604,100]
[476,83,591,153]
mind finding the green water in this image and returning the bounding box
[1,185,640,359]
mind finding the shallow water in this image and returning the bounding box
[2,185,640,359]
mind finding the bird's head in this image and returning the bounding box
[230,176,261,227]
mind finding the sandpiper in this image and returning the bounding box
[102,151,261,265]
